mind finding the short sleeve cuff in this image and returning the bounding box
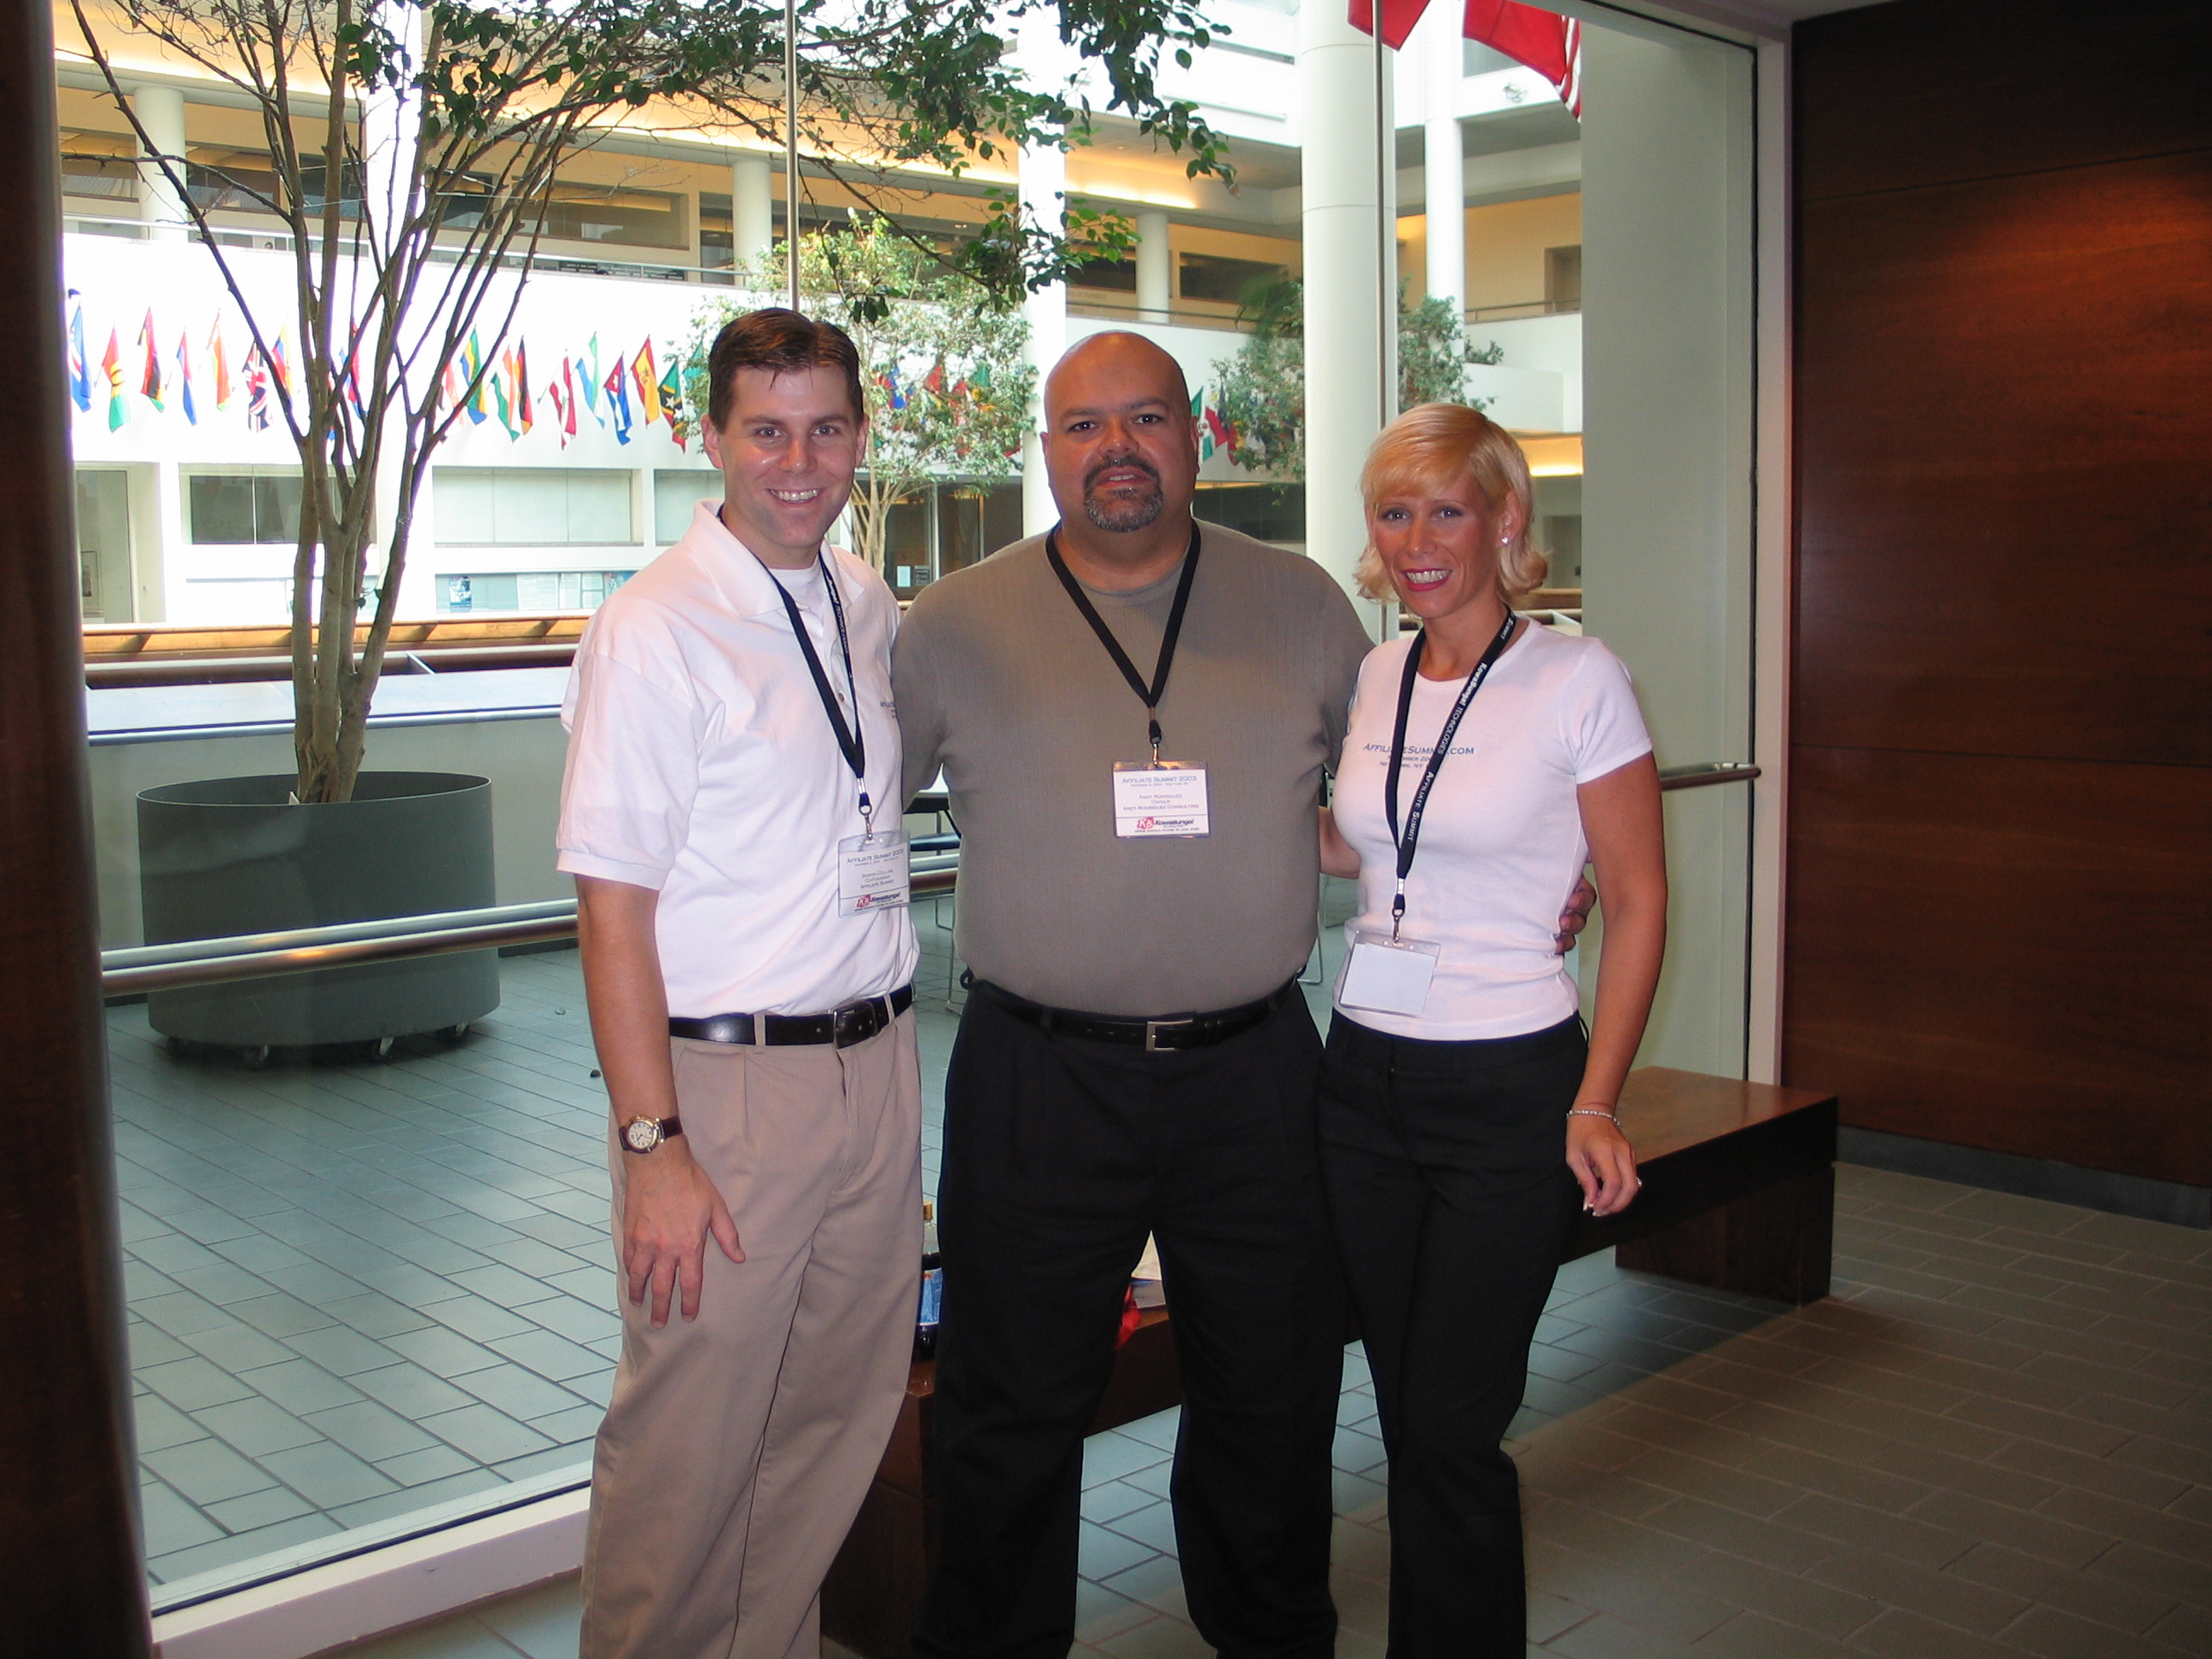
[1573,736,1655,787]
[556,849,671,889]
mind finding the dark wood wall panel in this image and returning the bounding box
[1796,153,2212,767]
[1796,0,2212,203]
[1785,747,2209,1186]
[1789,0,2212,1188]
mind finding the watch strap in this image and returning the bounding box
[620,1115,684,1152]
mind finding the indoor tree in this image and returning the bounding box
[67,0,1228,802]
[1208,276,1499,481]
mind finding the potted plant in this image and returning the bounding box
[69,0,1227,1052]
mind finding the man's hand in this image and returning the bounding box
[621,1140,743,1326]
[1555,875,1597,954]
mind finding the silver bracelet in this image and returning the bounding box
[1567,1107,1620,1124]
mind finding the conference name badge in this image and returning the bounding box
[1337,928,1441,1017]
[837,830,911,916]
[1111,761,1211,839]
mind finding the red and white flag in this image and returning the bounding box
[1349,0,1581,117]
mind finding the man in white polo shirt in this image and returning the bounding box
[556,309,920,1659]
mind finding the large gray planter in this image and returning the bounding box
[137,771,500,1051]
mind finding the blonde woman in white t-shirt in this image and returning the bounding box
[1317,403,1666,1657]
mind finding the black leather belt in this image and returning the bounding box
[670,986,913,1049]
[970,978,1298,1053]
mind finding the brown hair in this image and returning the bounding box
[706,308,865,429]
[1355,402,1548,603]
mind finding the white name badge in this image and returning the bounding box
[1112,761,1211,839]
[1337,928,1441,1016]
[837,830,911,916]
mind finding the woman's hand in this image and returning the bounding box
[1567,1110,1640,1216]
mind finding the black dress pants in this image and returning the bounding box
[911,986,1345,1659]
[1317,1012,1586,1659]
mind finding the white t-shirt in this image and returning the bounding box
[556,501,917,1017]
[1330,620,1653,1041]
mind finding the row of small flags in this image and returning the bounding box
[68,291,290,433]
[70,293,1237,462]
[440,333,685,449]
[67,292,684,451]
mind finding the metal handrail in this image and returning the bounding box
[102,858,962,998]
[1660,761,1761,791]
[97,763,1755,998]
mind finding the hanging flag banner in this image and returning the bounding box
[632,341,663,428]
[101,329,126,430]
[67,291,92,413]
[137,310,165,410]
[657,355,684,445]
[245,346,271,430]
[207,318,233,410]
[1350,0,1580,116]
[603,358,632,444]
[463,331,488,424]
[174,333,197,425]
[580,335,604,422]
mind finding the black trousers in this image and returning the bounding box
[1316,1012,1586,1659]
[911,986,1345,1659]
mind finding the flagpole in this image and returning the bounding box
[784,0,800,311]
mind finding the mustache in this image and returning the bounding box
[1084,454,1162,492]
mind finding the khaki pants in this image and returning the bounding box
[581,1014,923,1659]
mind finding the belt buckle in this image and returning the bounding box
[1144,1017,1195,1053]
[834,998,882,1049]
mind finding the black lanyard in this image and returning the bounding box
[1382,607,1521,938]
[1045,519,1203,763]
[767,552,873,830]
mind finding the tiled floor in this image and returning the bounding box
[320,1159,2203,1654]
[118,903,979,1593]
[119,890,2212,1654]
[325,1164,2212,1659]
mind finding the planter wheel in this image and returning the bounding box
[166,1036,198,1062]
[240,1045,271,1070]
[439,1022,472,1045]
[369,1036,397,1062]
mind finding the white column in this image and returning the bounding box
[1298,2,1394,630]
[133,84,187,242]
[1136,210,1172,322]
[732,154,774,274]
[1423,4,1465,317]
[1018,139,1068,536]
[1016,14,1074,537]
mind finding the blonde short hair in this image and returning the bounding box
[1353,403,1548,604]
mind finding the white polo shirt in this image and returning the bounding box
[556,501,917,1017]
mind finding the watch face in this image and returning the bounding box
[623,1118,660,1152]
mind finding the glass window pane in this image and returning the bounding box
[653,470,718,544]
[187,475,259,544]
[558,473,635,544]
[494,471,574,545]
[253,474,304,544]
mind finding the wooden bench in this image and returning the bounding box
[821,1066,1837,1657]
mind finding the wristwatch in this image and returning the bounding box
[620,1115,684,1154]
